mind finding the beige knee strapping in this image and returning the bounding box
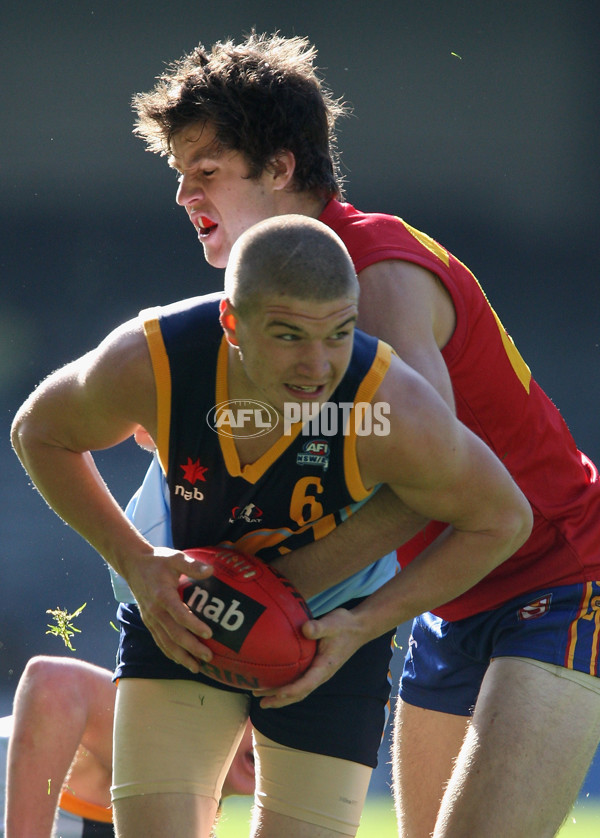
[111,678,249,803]
[253,730,372,836]
[501,656,600,694]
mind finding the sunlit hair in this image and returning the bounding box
[224,215,359,316]
[132,31,349,199]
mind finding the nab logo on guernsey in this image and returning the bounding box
[181,577,266,653]
[206,399,279,438]
[175,456,209,502]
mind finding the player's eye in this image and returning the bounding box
[329,329,352,341]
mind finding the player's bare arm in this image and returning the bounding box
[11,322,214,672]
[357,259,457,408]
[271,484,429,599]
[257,358,532,708]
[355,358,532,627]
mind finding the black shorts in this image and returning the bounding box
[115,601,394,767]
[81,820,114,837]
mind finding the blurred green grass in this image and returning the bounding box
[217,795,600,836]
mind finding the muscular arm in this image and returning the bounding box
[11,323,213,671]
[352,361,531,633]
[258,358,532,707]
[357,259,456,407]
[272,485,428,599]
[12,321,154,566]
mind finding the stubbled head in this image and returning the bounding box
[223,214,359,317]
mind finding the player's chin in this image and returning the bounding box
[200,239,228,270]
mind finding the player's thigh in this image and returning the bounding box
[475,656,600,783]
[112,678,249,836]
[392,699,469,838]
[251,730,373,837]
[115,793,219,838]
[437,657,600,837]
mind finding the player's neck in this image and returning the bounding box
[225,348,286,464]
[276,190,329,221]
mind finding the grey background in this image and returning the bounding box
[1,0,598,799]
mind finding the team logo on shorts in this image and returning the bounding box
[518,594,552,620]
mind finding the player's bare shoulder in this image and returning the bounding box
[358,260,455,350]
[81,315,157,438]
[91,315,150,379]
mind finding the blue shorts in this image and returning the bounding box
[399,582,600,716]
[116,600,394,768]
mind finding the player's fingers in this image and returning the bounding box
[140,597,214,672]
[175,553,215,579]
[153,615,213,673]
[301,618,323,639]
[256,677,318,708]
[255,655,334,708]
[166,587,213,638]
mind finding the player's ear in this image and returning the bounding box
[268,150,296,190]
[219,298,239,346]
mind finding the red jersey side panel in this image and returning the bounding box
[320,200,600,620]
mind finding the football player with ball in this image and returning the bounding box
[12,215,532,837]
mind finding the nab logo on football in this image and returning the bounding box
[181,577,266,653]
[206,399,279,439]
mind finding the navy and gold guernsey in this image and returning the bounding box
[141,293,393,563]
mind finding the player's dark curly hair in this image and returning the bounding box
[132,32,349,199]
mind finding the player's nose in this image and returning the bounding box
[176,173,205,207]
[296,343,331,379]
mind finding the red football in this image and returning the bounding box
[178,546,317,690]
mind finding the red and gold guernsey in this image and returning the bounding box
[321,199,600,621]
[141,293,393,563]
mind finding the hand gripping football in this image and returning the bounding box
[178,547,317,690]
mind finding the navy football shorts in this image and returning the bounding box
[116,600,394,768]
[399,581,600,716]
